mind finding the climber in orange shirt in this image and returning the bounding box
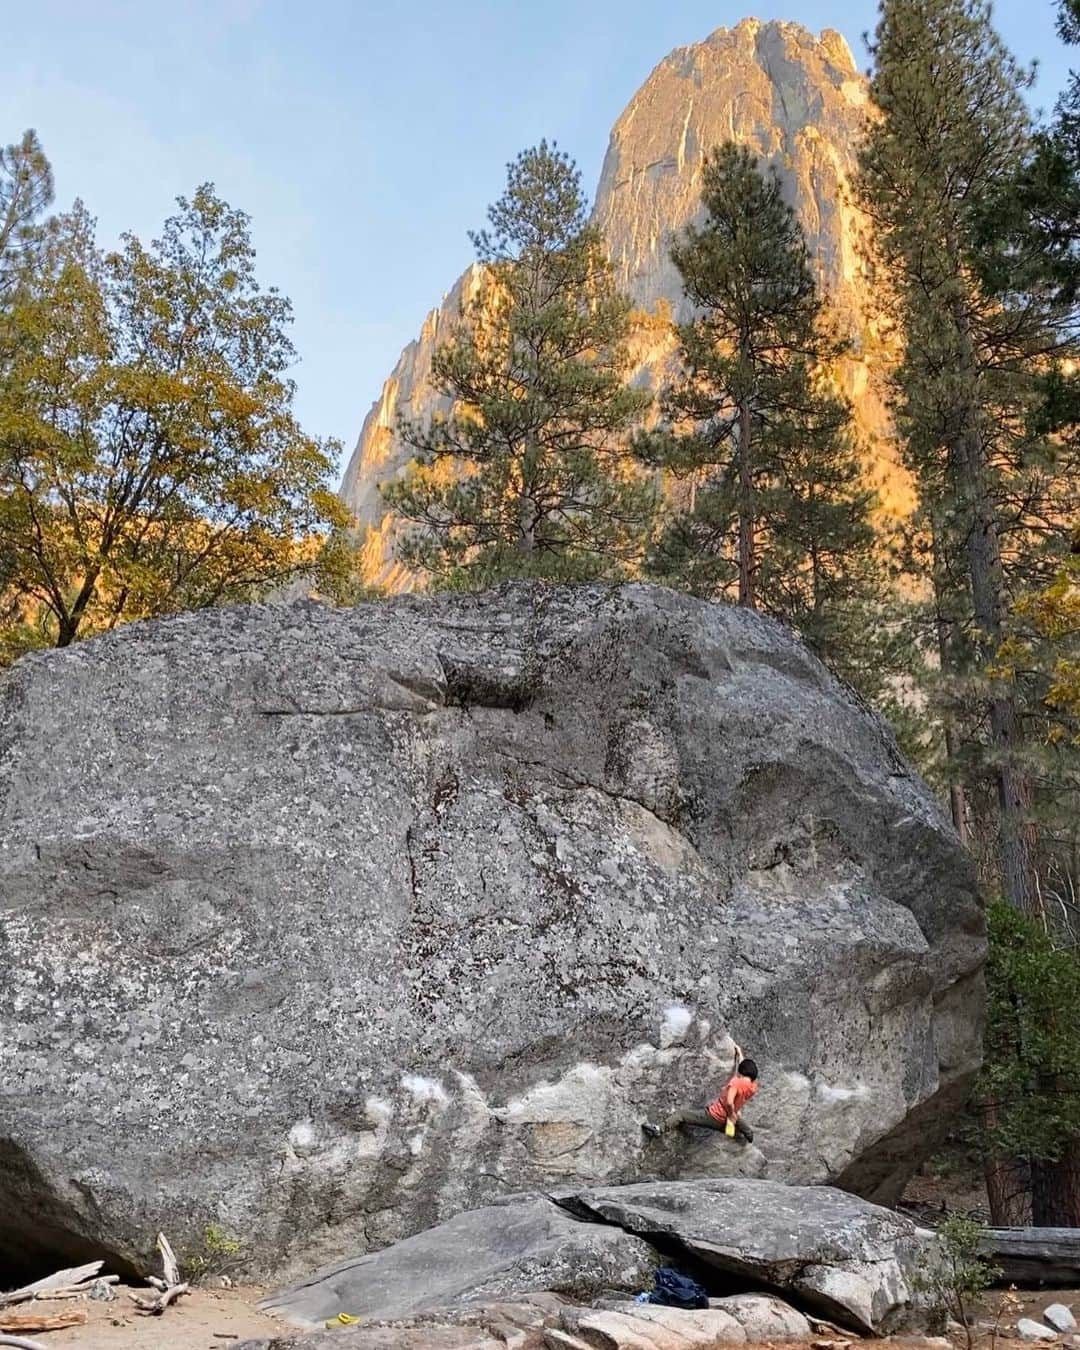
[642,1048,758,1143]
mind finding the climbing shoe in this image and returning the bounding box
[641,1122,662,1139]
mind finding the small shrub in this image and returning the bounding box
[914,1214,999,1350]
[182,1223,247,1285]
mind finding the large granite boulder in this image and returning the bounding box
[260,1196,655,1329]
[562,1178,939,1334]
[0,583,983,1278]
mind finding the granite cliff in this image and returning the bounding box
[340,20,903,591]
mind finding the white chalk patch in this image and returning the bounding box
[288,1119,315,1149]
[660,1003,694,1047]
[817,1082,870,1103]
[784,1072,811,1091]
[401,1074,449,1105]
[500,1062,614,1124]
[408,1131,426,1156]
[365,1095,394,1123]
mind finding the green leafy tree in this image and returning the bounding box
[381,142,654,588]
[636,143,884,685]
[0,179,347,655]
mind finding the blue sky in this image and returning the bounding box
[2,1,1072,475]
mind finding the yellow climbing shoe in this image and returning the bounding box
[325,1312,361,1328]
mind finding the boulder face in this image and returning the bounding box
[0,583,983,1279]
[563,1179,939,1334]
[340,20,903,590]
[259,1195,657,1329]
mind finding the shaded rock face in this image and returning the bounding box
[341,20,902,590]
[0,584,983,1278]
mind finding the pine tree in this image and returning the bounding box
[381,142,653,589]
[859,0,1080,1226]
[637,143,882,684]
[0,130,53,300]
[857,0,1079,919]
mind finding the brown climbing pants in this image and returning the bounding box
[663,1108,754,1143]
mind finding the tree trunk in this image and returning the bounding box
[517,444,537,556]
[1031,1139,1080,1227]
[949,305,1037,913]
[737,396,754,609]
[931,527,970,845]
[983,1100,1029,1224]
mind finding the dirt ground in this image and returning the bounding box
[3,1283,280,1349]
[3,1287,1077,1350]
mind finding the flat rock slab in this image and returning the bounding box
[238,1295,815,1350]
[581,1292,814,1347]
[237,1296,561,1349]
[261,1197,656,1329]
[238,1330,507,1350]
[563,1178,937,1334]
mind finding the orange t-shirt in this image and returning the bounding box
[707,1073,757,1124]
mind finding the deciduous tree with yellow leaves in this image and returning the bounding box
[0,133,351,662]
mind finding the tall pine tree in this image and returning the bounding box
[0,130,53,300]
[382,143,653,588]
[860,0,1080,1225]
[858,0,1078,918]
[637,143,881,685]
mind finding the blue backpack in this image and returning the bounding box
[645,1265,709,1309]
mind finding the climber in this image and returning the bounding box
[641,1045,758,1144]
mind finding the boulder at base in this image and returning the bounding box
[237,1293,813,1350]
[259,1180,936,1341]
[259,1196,656,1328]
[563,1178,939,1334]
[0,583,984,1277]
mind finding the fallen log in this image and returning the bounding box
[980,1228,1080,1285]
[0,1309,88,1333]
[0,1262,104,1309]
[156,1233,180,1289]
[128,1283,190,1316]
[43,1275,119,1299]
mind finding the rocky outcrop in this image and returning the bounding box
[341,20,905,590]
[561,1179,938,1334]
[259,1197,657,1329]
[238,1293,814,1350]
[239,1294,818,1349]
[264,1180,938,1335]
[0,583,982,1279]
